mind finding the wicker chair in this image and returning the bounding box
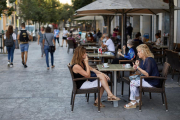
[67,40,76,53]
[171,51,180,83]
[139,62,170,111]
[67,64,101,112]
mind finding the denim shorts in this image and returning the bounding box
[20,43,29,52]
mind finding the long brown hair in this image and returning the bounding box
[71,46,86,65]
[6,25,13,39]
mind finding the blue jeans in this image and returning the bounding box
[7,43,15,63]
[44,45,54,67]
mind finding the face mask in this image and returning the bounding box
[88,35,90,37]
[127,46,130,49]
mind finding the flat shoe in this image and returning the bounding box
[94,103,105,108]
[47,67,49,70]
[51,65,55,68]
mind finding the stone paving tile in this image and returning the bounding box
[0,39,180,120]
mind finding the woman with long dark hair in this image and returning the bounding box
[43,27,56,70]
[71,46,120,107]
[4,25,16,67]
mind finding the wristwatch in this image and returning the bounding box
[137,66,139,69]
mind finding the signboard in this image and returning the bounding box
[103,26,108,34]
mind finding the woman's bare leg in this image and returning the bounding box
[95,86,104,103]
[96,73,113,96]
[61,39,64,46]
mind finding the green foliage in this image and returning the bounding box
[71,0,95,11]
[19,0,60,23]
[0,0,16,16]
[59,4,74,22]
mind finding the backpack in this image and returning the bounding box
[5,35,14,47]
[20,30,29,42]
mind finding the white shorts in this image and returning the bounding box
[80,80,102,89]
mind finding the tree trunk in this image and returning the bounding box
[169,0,174,50]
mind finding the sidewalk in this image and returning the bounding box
[0,39,180,120]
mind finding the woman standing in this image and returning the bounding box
[43,27,56,70]
[61,27,68,47]
[37,27,45,57]
[4,25,16,67]
[124,44,160,109]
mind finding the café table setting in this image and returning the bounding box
[97,63,135,107]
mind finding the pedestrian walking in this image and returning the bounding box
[54,27,60,46]
[43,27,56,70]
[17,23,32,68]
[4,25,16,67]
[61,27,68,47]
[37,27,45,57]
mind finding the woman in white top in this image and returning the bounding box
[4,25,16,67]
[61,27,68,47]
[155,33,162,45]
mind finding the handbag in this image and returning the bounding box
[44,35,55,53]
[129,73,143,81]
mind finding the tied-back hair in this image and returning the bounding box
[71,46,86,65]
[137,44,154,58]
[6,25,13,39]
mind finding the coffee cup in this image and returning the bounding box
[125,64,131,68]
[103,63,108,67]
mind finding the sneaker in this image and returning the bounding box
[10,63,13,68]
[24,64,28,68]
[22,61,24,65]
[7,62,10,66]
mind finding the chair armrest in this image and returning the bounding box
[73,77,100,81]
[140,76,166,80]
[139,76,166,89]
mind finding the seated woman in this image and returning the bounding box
[155,33,162,45]
[134,33,143,44]
[124,44,160,109]
[71,46,120,107]
[111,39,136,64]
[86,33,94,42]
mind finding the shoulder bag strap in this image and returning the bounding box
[44,34,50,46]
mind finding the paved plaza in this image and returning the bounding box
[0,40,180,120]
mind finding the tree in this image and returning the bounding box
[71,0,95,11]
[169,0,174,50]
[0,0,16,16]
[58,4,74,27]
[19,0,61,30]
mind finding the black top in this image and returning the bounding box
[139,57,160,87]
[134,39,143,44]
[126,26,133,35]
[72,62,86,89]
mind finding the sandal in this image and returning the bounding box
[124,102,136,109]
[136,99,142,106]
[107,96,120,101]
[94,102,105,108]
